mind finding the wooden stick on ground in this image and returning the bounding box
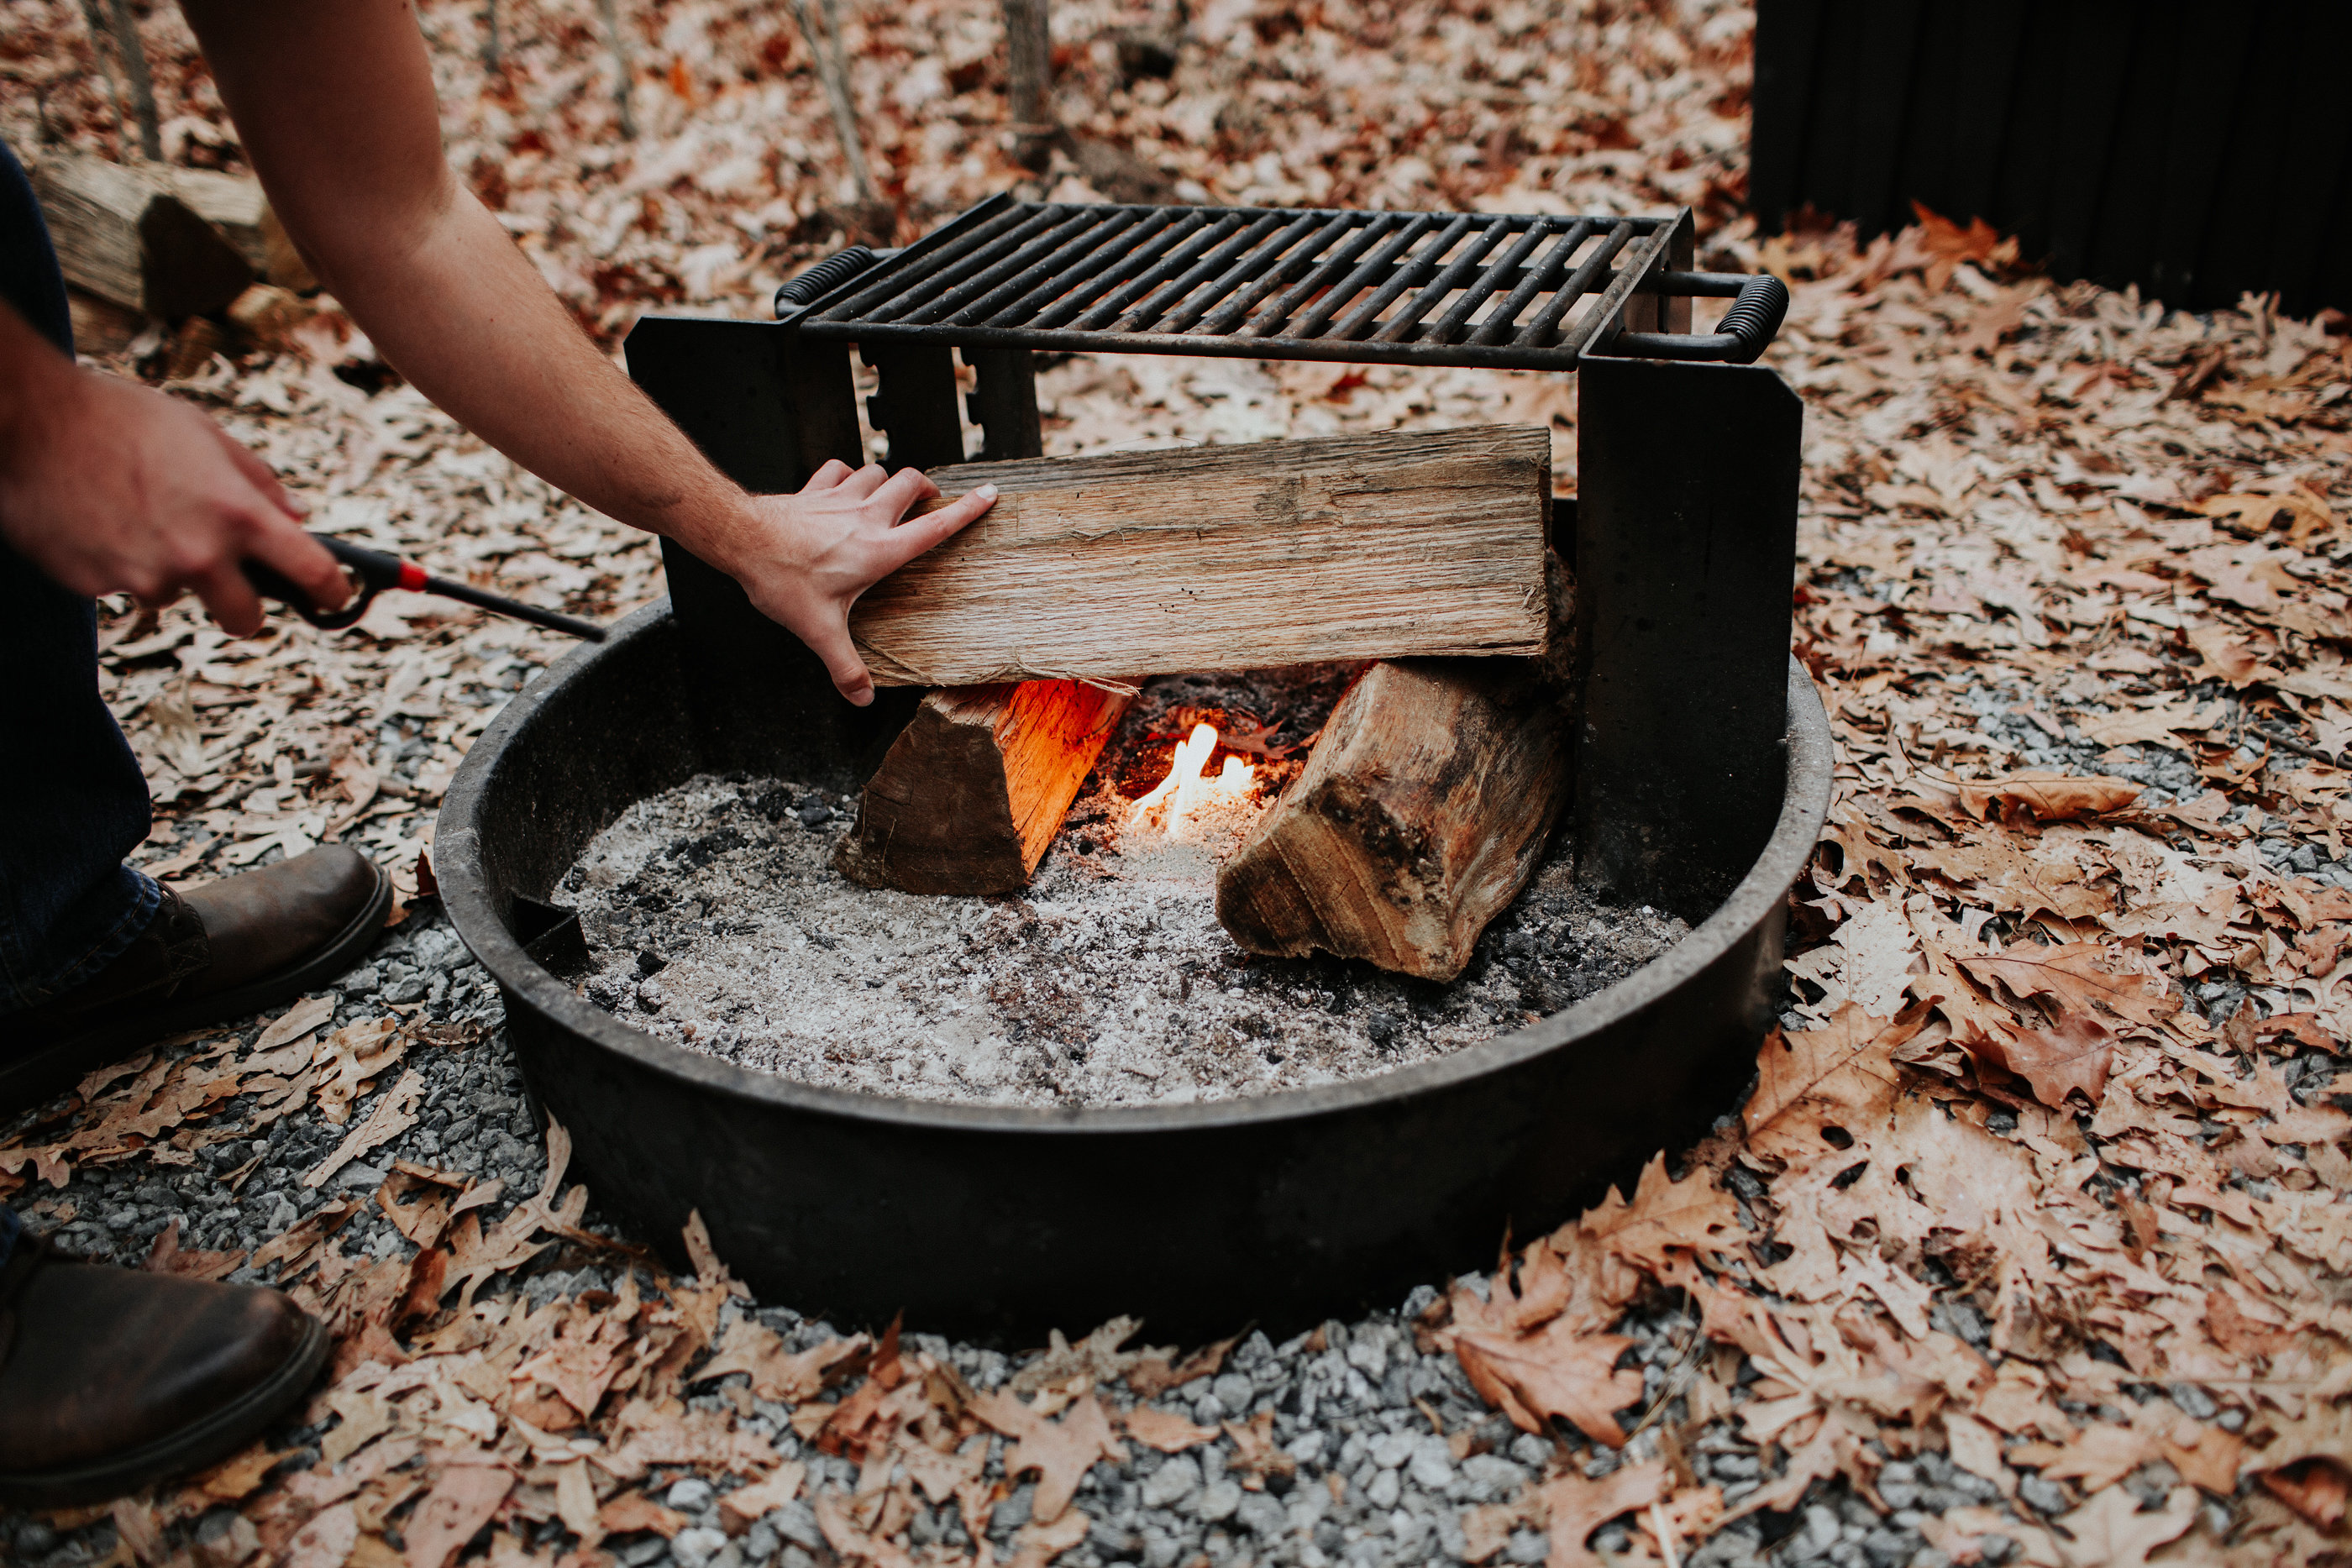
[33,153,254,322]
[852,424,1553,687]
[837,679,1131,895]
[1215,655,1572,982]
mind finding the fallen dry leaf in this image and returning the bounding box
[2260,1457,2350,1531]
[1956,1013,2117,1108]
[1958,942,2177,1030]
[1955,774,2142,825]
[1539,1460,1669,1568]
[1121,1406,1215,1453]
[2054,1485,2196,1568]
[402,1465,513,1568]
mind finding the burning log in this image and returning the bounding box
[1215,657,1572,982]
[837,679,1131,895]
[851,425,1552,687]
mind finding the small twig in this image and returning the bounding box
[2250,722,2348,769]
[481,0,501,71]
[593,0,638,139]
[1649,1498,1683,1568]
[791,0,880,208]
[101,0,162,161]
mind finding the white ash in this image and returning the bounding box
[559,669,1690,1109]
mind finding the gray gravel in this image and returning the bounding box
[2,835,2308,1568]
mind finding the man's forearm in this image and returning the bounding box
[181,0,762,574]
[302,185,762,566]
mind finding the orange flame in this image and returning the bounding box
[1129,722,1254,834]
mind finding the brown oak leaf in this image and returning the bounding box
[974,1389,1126,1524]
[1537,1459,1669,1568]
[1742,1002,1926,1161]
[1958,942,2177,1030]
[2260,1457,2350,1530]
[2054,1486,2195,1568]
[1451,1319,1642,1446]
[1955,774,2141,824]
[1578,1153,1743,1272]
[1956,1013,2117,1108]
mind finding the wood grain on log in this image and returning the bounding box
[32,153,254,321]
[837,679,1132,894]
[848,425,1551,687]
[1215,657,1572,981]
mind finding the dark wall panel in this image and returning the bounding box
[1751,0,2352,317]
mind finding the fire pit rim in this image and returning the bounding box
[439,600,1830,1134]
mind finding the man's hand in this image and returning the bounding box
[705,460,998,705]
[0,311,348,635]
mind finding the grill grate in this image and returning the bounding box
[780,196,1713,370]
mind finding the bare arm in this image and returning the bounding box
[178,0,988,702]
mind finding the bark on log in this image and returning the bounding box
[837,679,1131,894]
[32,153,255,321]
[1215,656,1572,981]
[852,425,1551,687]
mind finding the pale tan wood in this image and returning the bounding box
[837,679,1132,894]
[1215,656,1572,981]
[32,152,253,321]
[848,425,1551,687]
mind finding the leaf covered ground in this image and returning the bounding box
[3,0,2351,1565]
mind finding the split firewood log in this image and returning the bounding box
[32,152,255,323]
[852,425,1552,686]
[1215,654,1572,982]
[837,679,1132,895]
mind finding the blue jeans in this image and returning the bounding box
[1,139,160,1016]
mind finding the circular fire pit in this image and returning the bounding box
[439,601,1830,1340]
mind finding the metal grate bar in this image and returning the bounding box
[1289,213,1438,339]
[947,207,1150,326]
[982,207,1184,328]
[1197,210,1358,336]
[1331,213,1477,340]
[1164,211,1329,335]
[911,207,1103,324]
[1243,213,1394,337]
[1519,218,1638,346]
[1465,219,1591,346]
[1374,217,1515,343]
[1117,211,1289,332]
[1074,211,1236,329]
[827,202,1049,322]
[1036,208,1212,328]
[1431,217,1562,345]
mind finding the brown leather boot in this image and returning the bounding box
[1,847,391,1113]
[0,1230,328,1507]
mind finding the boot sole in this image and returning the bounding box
[0,1311,329,1508]
[0,861,395,1118]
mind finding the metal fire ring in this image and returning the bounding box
[436,606,1831,1341]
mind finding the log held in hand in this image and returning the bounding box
[848,425,1552,688]
[1216,657,1572,982]
[837,679,1131,895]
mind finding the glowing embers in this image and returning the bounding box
[1126,722,1256,836]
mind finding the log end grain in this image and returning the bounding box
[1215,658,1571,981]
[837,679,1131,895]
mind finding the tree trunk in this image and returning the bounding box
[1003,0,1054,167]
[1215,656,1572,982]
[101,0,162,162]
[837,679,1131,894]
